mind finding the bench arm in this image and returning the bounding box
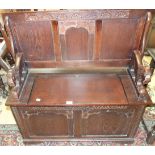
[1,19,27,98]
[130,50,151,101]
[7,52,28,98]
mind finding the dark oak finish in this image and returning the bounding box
[2,10,148,67]
[11,105,144,143]
[2,10,153,144]
[28,74,128,105]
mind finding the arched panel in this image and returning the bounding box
[60,27,93,60]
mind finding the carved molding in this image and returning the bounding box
[143,66,152,85]
[23,10,130,22]
[82,109,134,119]
[7,67,16,87]
[140,12,152,55]
[19,106,131,120]
[4,16,16,59]
[82,111,101,119]
[21,106,129,112]
[58,21,95,34]
[19,106,136,121]
[22,110,73,119]
[7,52,28,99]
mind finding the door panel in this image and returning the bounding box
[14,107,74,139]
[80,106,143,138]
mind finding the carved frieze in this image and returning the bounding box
[22,110,73,119]
[81,108,135,119]
[24,10,130,22]
[58,20,95,34]
[20,106,129,112]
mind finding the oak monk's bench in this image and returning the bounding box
[1,10,153,144]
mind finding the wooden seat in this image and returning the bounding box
[24,72,128,105]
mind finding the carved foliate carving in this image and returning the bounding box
[130,50,150,102]
[7,67,16,87]
[7,66,20,98]
[23,106,128,112]
[19,106,130,121]
[7,52,28,98]
[24,10,130,22]
[81,109,134,119]
[58,20,95,34]
[82,111,101,119]
[143,66,152,85]
[129,12,152,102]
[4,16,16,59]
[22,110,73,119]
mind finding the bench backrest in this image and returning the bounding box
[3,10,149,68]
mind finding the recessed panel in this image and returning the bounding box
[100,19,137,59]
[61,27,90,60]
[14,21,55,61]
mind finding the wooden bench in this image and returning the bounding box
[1,10,153,144]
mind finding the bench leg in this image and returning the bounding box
[146,125,155,144]
[0,76,8,97]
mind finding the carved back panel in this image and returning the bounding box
[3,10,147,68]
